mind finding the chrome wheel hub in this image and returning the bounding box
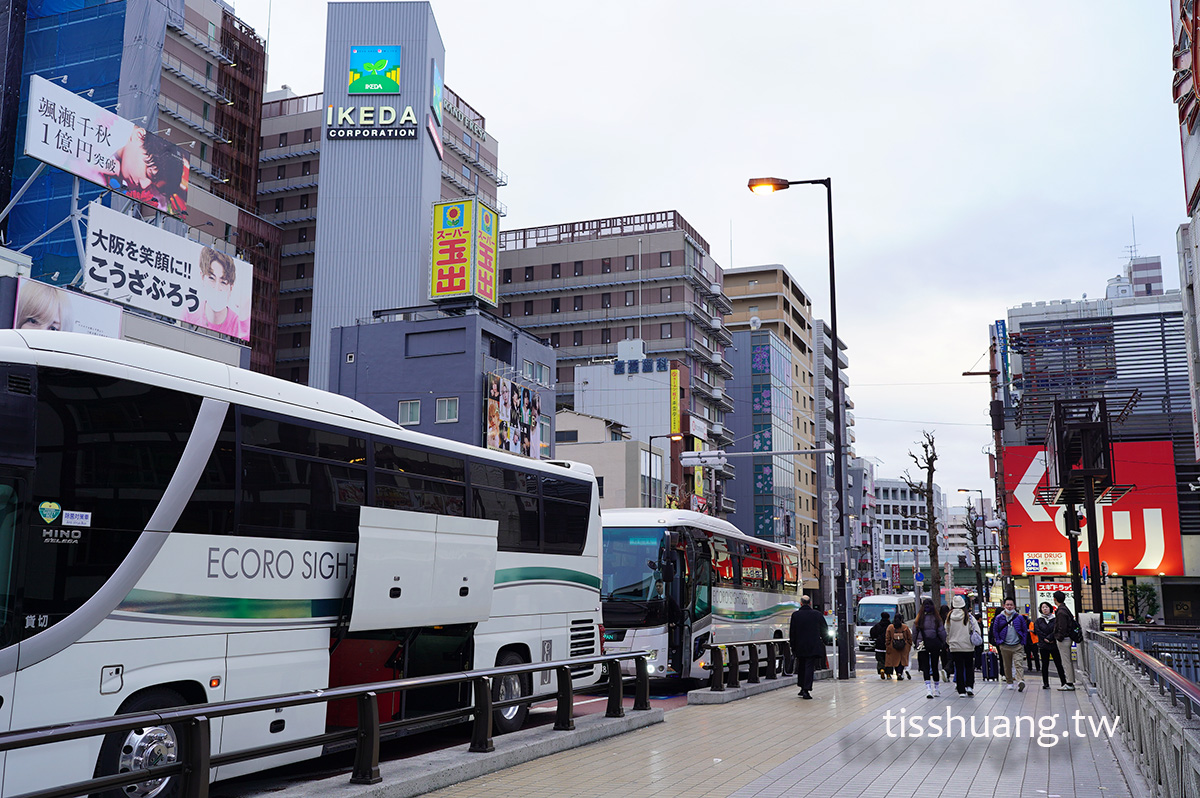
[497,674,522,720]
[117,724,178,798]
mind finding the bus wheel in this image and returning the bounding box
[492,651,530,734]
[94,687,188,798]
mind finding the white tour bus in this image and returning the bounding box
[0,331,603,797]
[600,508,802,680]
[854,594,918,650]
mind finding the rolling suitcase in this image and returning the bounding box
[981,649,1000,681]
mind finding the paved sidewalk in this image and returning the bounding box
[425,676,1141,798]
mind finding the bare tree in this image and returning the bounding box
[963,500,986,606]
[902,431,942,613]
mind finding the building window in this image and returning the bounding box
[523,360,536,380]
[660,287,672,303]
[202,101,210,121]
[301,161,311,175]
[661,323,672,339]
[551,297,561,313]
[294,298,304,313]
[601,293,611,308]
[277,165,286,180]
[296,263,306,279]
[660,251,672,268]
[602,258,611,273]
[398,400,420,426]
[573,330,583,346]
[502,268,512,284]
[748,305,759,313]
[625,291,635,307]
[292,332,302,348]
[199,142,207,161]
[304,128,313,143]
[556,429,579,443]
[524,300,533,316]
[625,326,635,340]
[573,261,583,276]
[551,263,561,278]
[573,295,583,311]
[435,397,459,423]
[462,164,471,182]
[602,328,611,344]
[278,132,288,147]
[274,198,283,213]
[625,255,635,271]
[539,415,551,458]
[502,303,512,318]
[550,333,560,348]
[299,194,309,209]
[525,266,534,281]
[298,227,308,242]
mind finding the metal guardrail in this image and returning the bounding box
[1087,630,1200,798]
[0,650,651,798]
[706,637,793,692]
[1150,642,1200,684]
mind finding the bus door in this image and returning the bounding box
[690,535,714,667]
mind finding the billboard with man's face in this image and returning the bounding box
[25,75,189,217]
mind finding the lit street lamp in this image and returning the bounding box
[748,175,851,680]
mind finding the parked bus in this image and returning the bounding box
[599,508,802,680]
[0,331,603,796]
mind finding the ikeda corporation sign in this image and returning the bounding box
[326,45,418,139]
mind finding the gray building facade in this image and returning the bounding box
[311,2,447,390]
[328,307,555,456]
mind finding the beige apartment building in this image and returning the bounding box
[724,264,820,592]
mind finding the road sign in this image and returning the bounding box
[914,572,925,583]
[821,489,839,504]
[822,506,839,525]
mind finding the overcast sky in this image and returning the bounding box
[231,1,1184,508]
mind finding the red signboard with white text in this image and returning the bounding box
[1004,442,1184,577]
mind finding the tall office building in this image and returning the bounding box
[498,211,734,514]
[260,79,504,384]
[723,264,819,590]
[874,477,947,570]
[1,0,281,370]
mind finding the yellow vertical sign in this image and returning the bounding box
[694,439,704,499]
[430,200,475,300]
[670,369,680,434]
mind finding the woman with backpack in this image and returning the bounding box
[946,595,982,696]
[884,613,913,681]
[914,597,947,698]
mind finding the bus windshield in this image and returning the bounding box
[601,526,667,601]
[857,603,898,626]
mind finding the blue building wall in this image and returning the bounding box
[328,309,556,457]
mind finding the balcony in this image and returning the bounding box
[718,460,736,478]
[276,312,312,327]
[711,386,724,401]
[691,373,715,399]
[280,241,315,258]
[161,51,232,104]
[274,345,311,362]
[720,495,737,514]
[157,97,230,143]
[279,277,313,293]
[710,351,734,377]
[256,175,320,195]
[167,17,236,64]
[262,207,318,226]
[188,155,226,183]
[259,142,321,163]
[441,128,508,186]
[440,164,508,216]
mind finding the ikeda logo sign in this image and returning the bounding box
[1004,443,1185,576]
[349,46,401,94]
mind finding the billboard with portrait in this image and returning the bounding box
[484,373,541,458]
[84,202,252,341]
[14,277,123,338]
[25,75,189,217]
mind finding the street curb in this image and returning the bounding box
[227,708,665,798]
[687,669,833,704]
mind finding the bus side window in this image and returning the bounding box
[693,537,713,618]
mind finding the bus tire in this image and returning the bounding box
[492,650,530,734]
[93,687,188,798]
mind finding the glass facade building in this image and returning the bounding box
[746,330,795,543]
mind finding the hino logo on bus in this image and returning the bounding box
[43,528,82,544]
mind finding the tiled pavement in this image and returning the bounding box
[424,674,1141,798]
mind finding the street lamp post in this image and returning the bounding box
[647,433,683,508]
[748,176,851,680]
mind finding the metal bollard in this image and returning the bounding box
[470,676,495,753]
[710,646,726,692]
[634,656,651,711]
[605,660,625,718]
[747,644,761,684]
[726,646,741,689]
[764,641,779,680]
[180,715,211,798]
[554,665,575,730]
[350,692,382,784]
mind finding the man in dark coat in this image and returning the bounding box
[789,595,828,699]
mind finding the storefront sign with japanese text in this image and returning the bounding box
[429,198,498,307]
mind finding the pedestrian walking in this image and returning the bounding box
[870,612,891,679]
[939,603,953,683]
[884,614,912,681]
[946,595,981,697]
[1051,591,1077,690]
[789,595,828,699]
[1023,611,1039,671]
[914,597,947,698]
[990,597,1029,691]
[1034,601,1068,689]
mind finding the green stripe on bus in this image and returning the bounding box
[714,602,800,621]
[120,589,341,619]
[494,567,600,590]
